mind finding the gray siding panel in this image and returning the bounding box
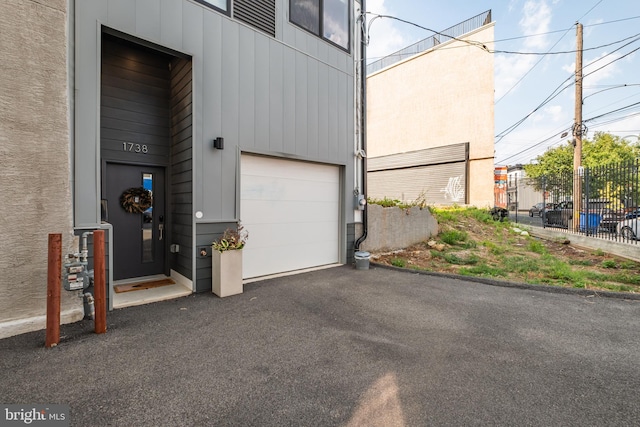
[195,222,236,292]
[76,0,357,270]
[318,63,329,160]
[108,0,135,34]
[160,0,183,48]
[269,40,284,153]
[136,0,161,41]
[201,11,222,218]
[295,51,308,156]
[307,56,319,159]
[238,30,255,149]
[100,36,171,165]
[283,47,296,154]
[170,57,193,280]
[254,34,270,151]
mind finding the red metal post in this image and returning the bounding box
[93,230,107,334]
[45,233,61,348]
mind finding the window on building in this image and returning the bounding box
[194,0,229,14]
[290,0,350,51]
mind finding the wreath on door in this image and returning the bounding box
[120,187,152,214]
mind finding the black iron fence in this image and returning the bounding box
[508,160,640,244]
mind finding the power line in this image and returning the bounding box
[495,36,640,142]
[495,25,574,105]
[497,105,640,164]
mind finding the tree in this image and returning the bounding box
[524,132,639,179]
[523,132,640,204]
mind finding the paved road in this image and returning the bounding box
[509,211,544,228]
[2,266,639,426]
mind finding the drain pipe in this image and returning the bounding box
[354,0,368,251]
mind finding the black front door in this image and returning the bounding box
[105,163,166,280]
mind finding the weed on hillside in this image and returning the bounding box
[372,207,640,294]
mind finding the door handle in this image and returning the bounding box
[159,224,164,241]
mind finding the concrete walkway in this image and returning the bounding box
[2,265,640,426]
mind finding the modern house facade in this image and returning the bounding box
[365,11,495,207]
[0,0,363,338]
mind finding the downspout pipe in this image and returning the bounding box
[354,0,368,251]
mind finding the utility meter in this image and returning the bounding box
[354,194,367,211]
[63,254,89,291]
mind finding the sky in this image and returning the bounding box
[364,0,640,166]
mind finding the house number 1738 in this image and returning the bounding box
[123,142,148,154]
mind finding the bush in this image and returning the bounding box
[440,230,468,245]
[391,258,406,268]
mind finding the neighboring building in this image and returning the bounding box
[366,10,495,207]
[494,166,508,208]
[506,164,544,212]
[0,0,363,338]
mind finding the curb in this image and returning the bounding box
[370,262,640,301]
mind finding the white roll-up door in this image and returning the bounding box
[240,155,340,279]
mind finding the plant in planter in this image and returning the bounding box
[211,224,248,297]
[212,224,248,252]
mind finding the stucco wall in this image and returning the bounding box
[359,204,438,252]
[367,24,495,208]
[0,0,82,338]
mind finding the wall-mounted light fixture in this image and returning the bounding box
[213,137,224,150]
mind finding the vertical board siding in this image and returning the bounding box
[294,51,308,156]
[307,56,319,159]
[283,47,297,154]
[170,57,193,280]
[269,40,284,153]
[318,63,330,160]
[135,0,161,41]
[253,33,270,151]
[77,0,357,271]
[238,30,256,149]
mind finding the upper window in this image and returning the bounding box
[290,0,350,51]
[193,0,229,14]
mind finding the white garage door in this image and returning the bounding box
[241,155,340,279]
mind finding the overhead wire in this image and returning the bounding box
[363,4,640,164]
[495,35,640,143]
[497,100,640,164]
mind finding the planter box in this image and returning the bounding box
[211,249,243,297]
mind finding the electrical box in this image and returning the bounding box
[63,255,89,291]
[354,194,367,211]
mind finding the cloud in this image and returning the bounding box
[495,53,539,100]
[365,0,411,62]
[531,104,565,123]
[520,0,553,49]
[583,52,622,86]
[495,0,554,100]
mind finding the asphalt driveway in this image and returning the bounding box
[2,265,640,426]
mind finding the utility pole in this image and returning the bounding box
[572,22,583,231]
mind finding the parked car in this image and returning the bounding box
[617,216,639,240]
[545,199,615,231]
[529,202,554,217]
[544,200,573,228]
[600,206,633,233]
[529,203,543,217]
